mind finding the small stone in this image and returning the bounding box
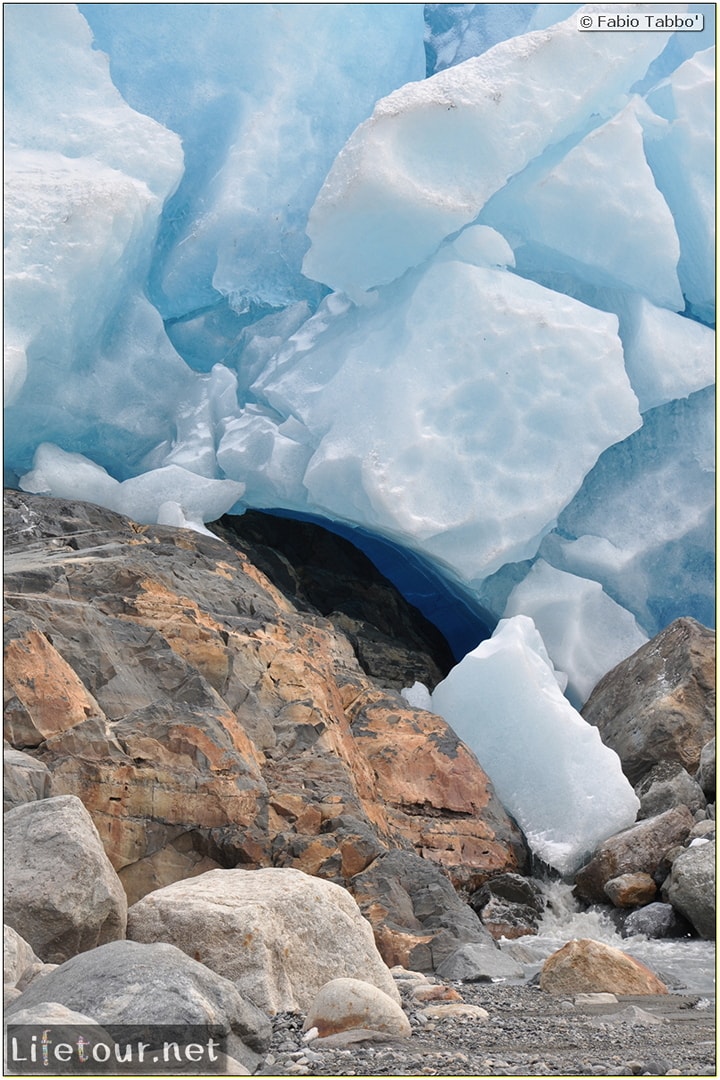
[419,1003,490,1021]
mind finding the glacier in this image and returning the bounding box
[3,4,715,864]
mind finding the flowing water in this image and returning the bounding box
[497,879,716,996]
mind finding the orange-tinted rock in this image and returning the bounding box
[4,491,525,965]
[604,872,657,908]
[540,938,669,996]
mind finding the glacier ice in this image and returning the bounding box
[235,252,641,584]
[430,616,641,875]
[80,3,426,321]
[502,561,649,708]
[302,7,674,298]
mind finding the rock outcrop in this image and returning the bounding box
[582,618,716,786]
[3,491,525,968]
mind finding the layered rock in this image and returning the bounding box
[3,490,525,966]
[582,618,716,786]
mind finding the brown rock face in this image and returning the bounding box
[574,806,694,904]
[582,618,716,786]
[540,939,669,996]
[3,491,526,963]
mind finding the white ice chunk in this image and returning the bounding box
[19,444,244,534]
[444,225,516,269]
[503,560,649,708]
[617,296,715,412]
[400,681,433,711]
[430,616,640,875]
[303,6,673,297]
[483,99,683,310]
[645,47,715,321]
[249,256,641,585]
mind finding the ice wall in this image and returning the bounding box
[4,3,715,706]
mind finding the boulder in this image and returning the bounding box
[582,618,715,785]
[574,806,694,903]
[3,748,51,811]
[348,849,495,972]
[635,761,706,819]
[621,902,693,940]
[418,1003,490,1021]
[695,737,715,797]
[5,939,271,1068]
[3,795,127,964]
[127,866,399,1015]
[435,942,524,982]
[603,872,657,908]
[663,839,716,939]
[539,939,669,996]
[4,925,47,992]
[469,873,544,939]
[303,977,410,1042]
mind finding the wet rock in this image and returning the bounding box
[635,761,706,820]
[3,748,51,811]
[4,795,127,964]
[621,902,693,939]
[574,806,694,904]
[469,873,544,939]
[127,866,399,1015]
[540,939,668,996]
[582,618,715,786]
[603,872,657,908]
[663,839,715,939]
[303,977,410,1041]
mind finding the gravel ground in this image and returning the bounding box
[259,980,716,1077]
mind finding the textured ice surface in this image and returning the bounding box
[503,561,649,708]
[303,8,673,297]
[20,444,244,534]
[81,3,426,321]
[233,253,641,584]
[540,386,715,636]
[645,47,716,323]
[430,617,641,875]
[482,99,683,310]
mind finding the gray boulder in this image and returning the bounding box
[4,925,56,993]
[695,738,715,797]
[635,761,706,819]
[4,795,127,964]
[582,618,715,785]
[621,902,693,940]
[5,940,271,1069]
[3,748,51,811]
[469,873,544,939]
[663,840,716,939]
[435,943,524,982]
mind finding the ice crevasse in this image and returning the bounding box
[4,4,715,871]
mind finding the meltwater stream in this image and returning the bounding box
[497,881,716,997]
